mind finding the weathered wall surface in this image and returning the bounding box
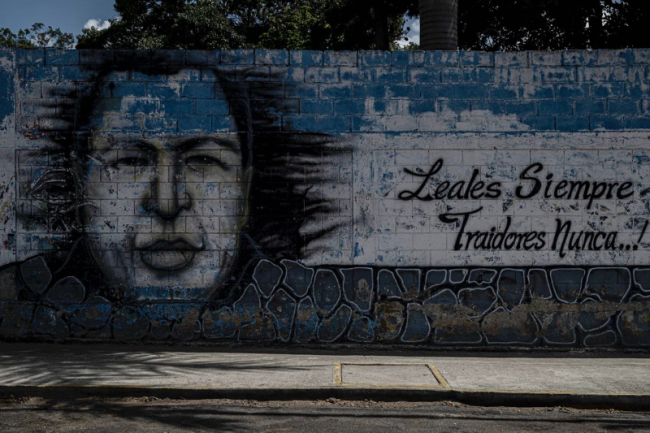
[1,47,650,348]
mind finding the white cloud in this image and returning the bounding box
[397,17,421,48]
[84,19,111,31]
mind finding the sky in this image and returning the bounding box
[0,0,421,47]
[400,17,421,47]
[0,0,116,36]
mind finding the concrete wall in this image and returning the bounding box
[1,47,650,348]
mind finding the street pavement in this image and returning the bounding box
[0,344,649,409]
[1,397,650,432]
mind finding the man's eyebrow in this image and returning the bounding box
[108,138,157,152]
[174,136,239,153]
[133,140,158,152]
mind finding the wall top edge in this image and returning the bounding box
[4,47,650,67]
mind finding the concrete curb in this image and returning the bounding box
[2,385,649,410]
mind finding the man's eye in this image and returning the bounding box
[29,170,75,205]
[186,155,222,166]
[113,157,149,167]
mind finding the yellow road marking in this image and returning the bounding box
[334,362,446,389]
[333,363,342,385]
[427,364,451,390]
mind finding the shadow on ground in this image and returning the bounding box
[0,344,313,387]
[1,398,650,432]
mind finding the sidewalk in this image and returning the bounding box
[1,344,649,409]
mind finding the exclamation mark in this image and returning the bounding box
[635,220,649,251]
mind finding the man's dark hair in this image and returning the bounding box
[21,61,349,302]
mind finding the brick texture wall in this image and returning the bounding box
[0,48,650,348]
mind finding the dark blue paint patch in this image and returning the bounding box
[203,307,238,339]
[347,316,375,342]
[312,269,341,313]
[293,298,319,343]
[317,304,352,342]
[402,307,431,343]
[267,289,297,342]
[113,307,149,340]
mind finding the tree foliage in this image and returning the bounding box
[316,0,418,50]
[257,5,319,50]
[0,23,74,49]
[76,0,417,50]
[459,0,650,51]
[216,0,417,50]
[4,1,650,52]
[602,0,650,49]
[77,0,244,49]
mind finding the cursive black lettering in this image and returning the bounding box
[398,159,443,201]
[516,163,543,199]
[440,207,483,251]
[618,182,634,199]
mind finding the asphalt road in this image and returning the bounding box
[1,397,650,432]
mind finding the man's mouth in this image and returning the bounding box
[137,239,203,271]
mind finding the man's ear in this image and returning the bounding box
[243,165,253,185]
[239,166,254,226]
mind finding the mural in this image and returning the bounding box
[1,48,650,348]
[14,64,347,300]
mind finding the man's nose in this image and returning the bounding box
[148,171,192,221]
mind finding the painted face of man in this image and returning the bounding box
[82,93,252,301]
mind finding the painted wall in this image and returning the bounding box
[1,47,650,347]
